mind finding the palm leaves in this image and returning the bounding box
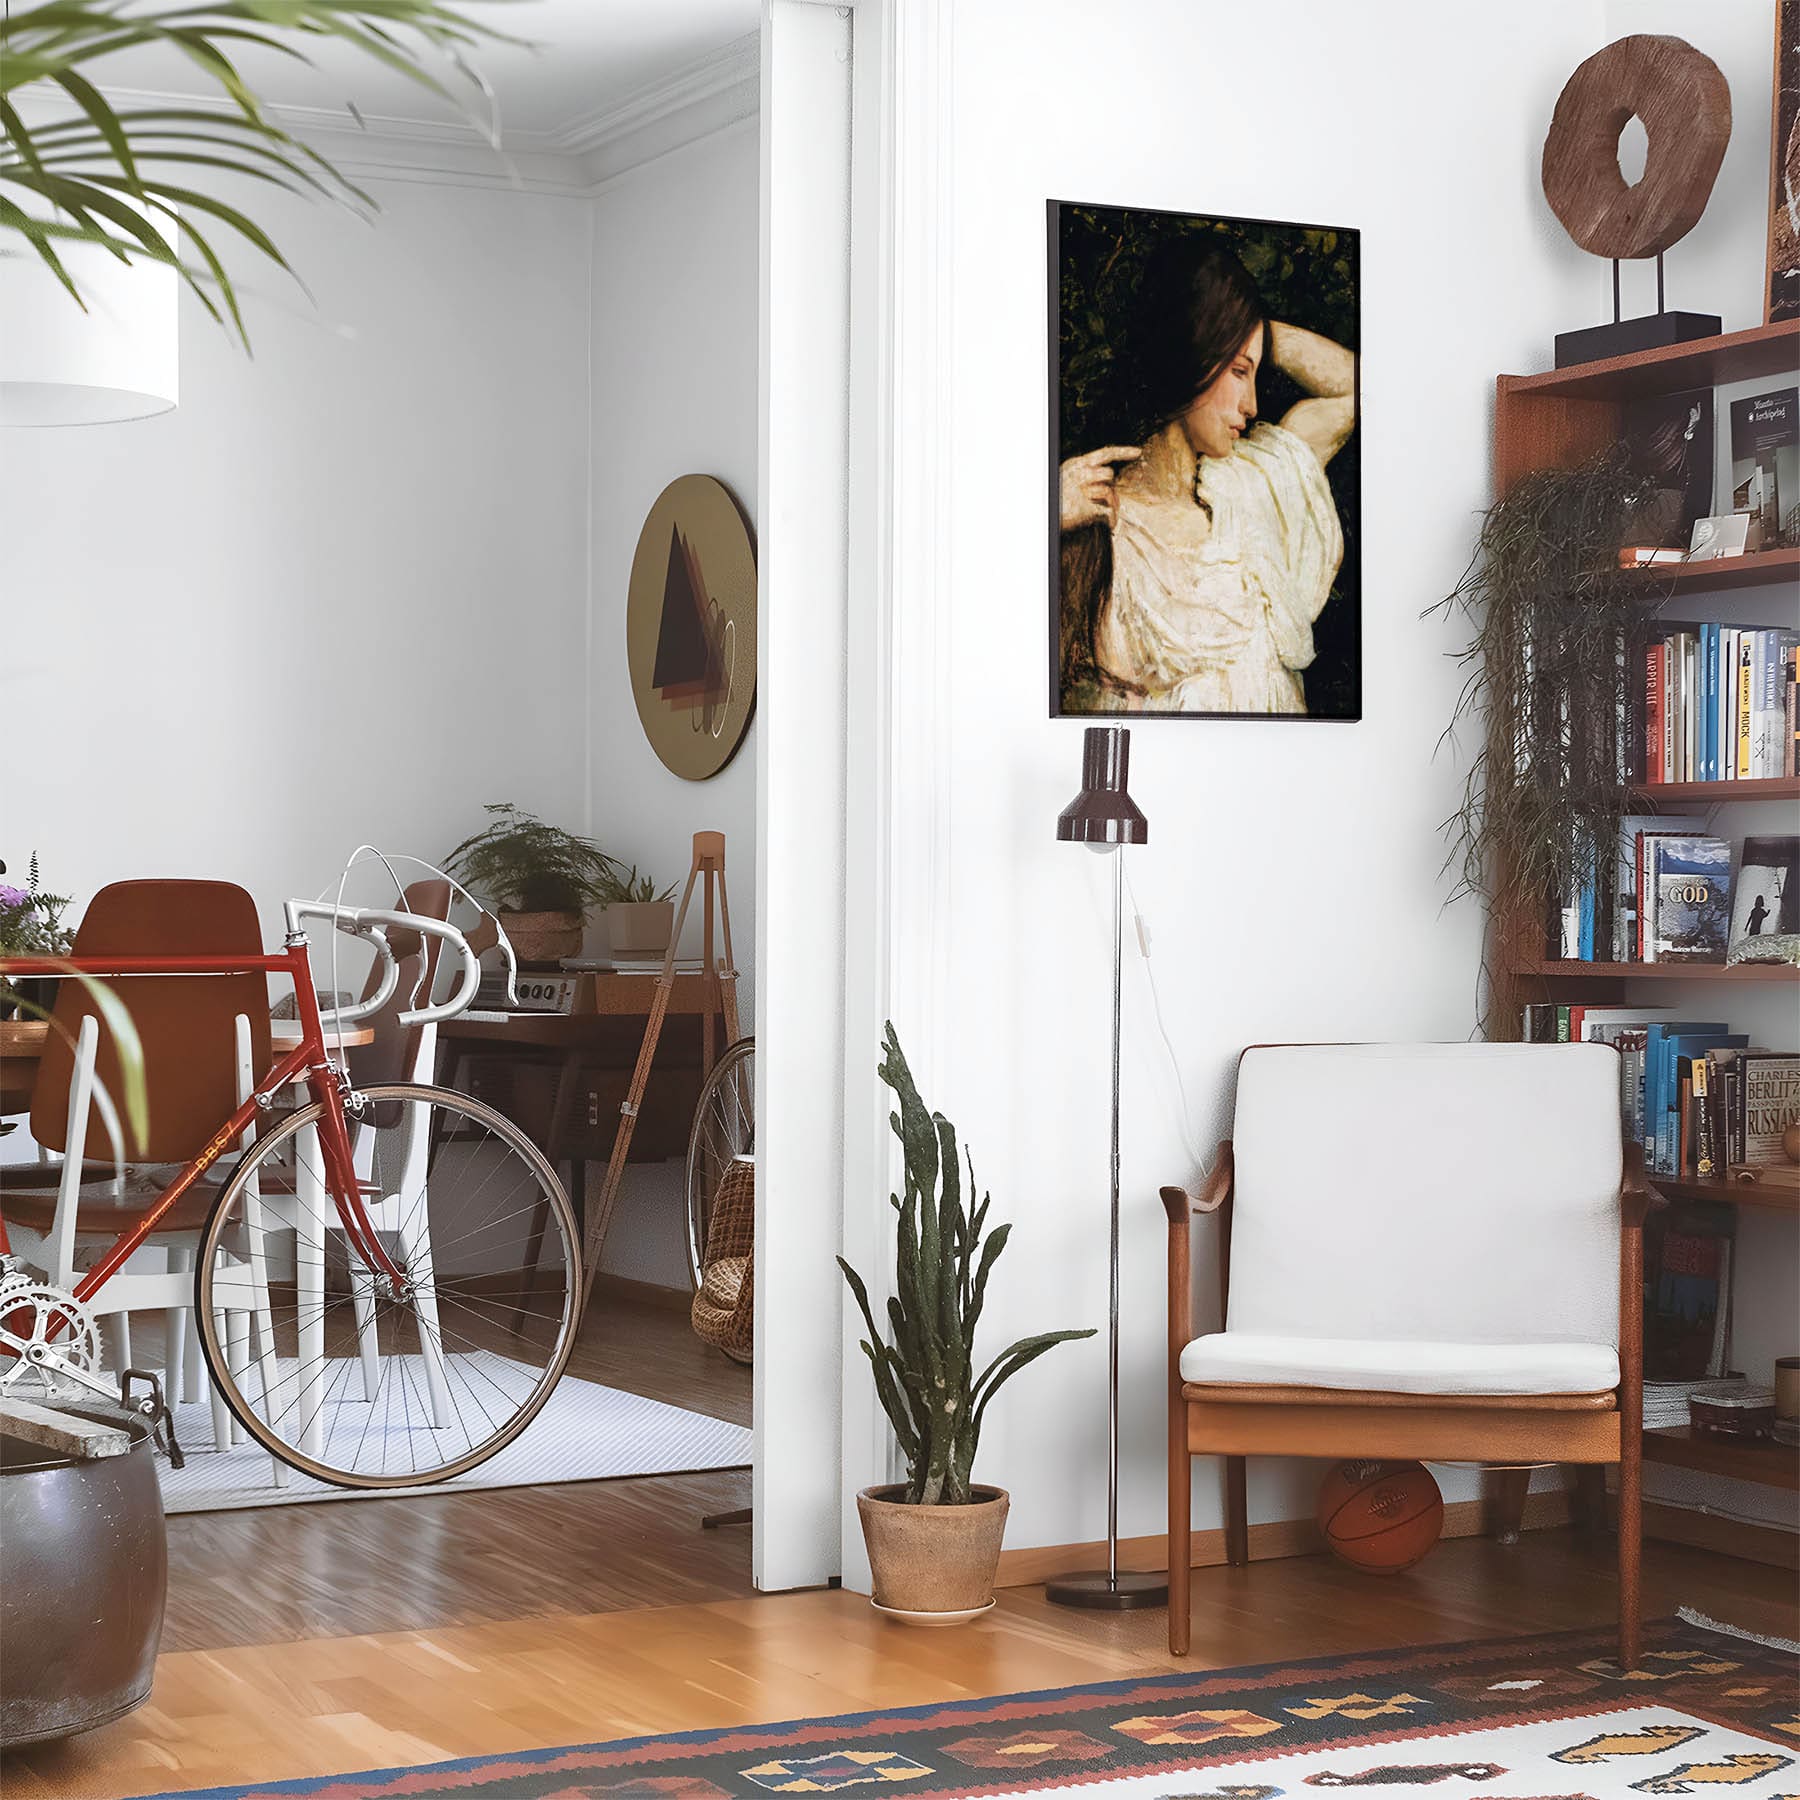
[1,1,518,346]
[838,1024,1094,1506]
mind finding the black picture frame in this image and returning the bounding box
[1048,198,1362,722]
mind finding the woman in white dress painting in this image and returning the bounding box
[1058,235,1356,715]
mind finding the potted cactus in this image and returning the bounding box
[838,1025,1094,1623]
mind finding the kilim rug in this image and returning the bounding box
[131,1612,1797,1800]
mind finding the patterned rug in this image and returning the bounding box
[131,1613,1797,1800]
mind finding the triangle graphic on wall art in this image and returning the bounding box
[652,525,725,708]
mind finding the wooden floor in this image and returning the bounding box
[160,1284,755,1651]
[7,1531,1796,1800]
[7,1301,1799,1798]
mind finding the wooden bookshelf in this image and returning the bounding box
[1512,959,1800,983]
[1628,775,1800,804]
[1643,1426,1800,1491]
[1501,318,1800,403]
[1490,324,1800,1561]
[1495,320,1800,491]
[1626,545,1800,595]
[1647,1174,1800,1215]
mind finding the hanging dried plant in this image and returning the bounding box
[1428,446,1670,1033]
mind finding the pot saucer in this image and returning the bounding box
[869,1597,996,1628]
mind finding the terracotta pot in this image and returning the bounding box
[856,1484,1008,1620]
[499,909,585,969]
[605,900,675,958]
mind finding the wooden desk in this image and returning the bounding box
[437,972,734,1254]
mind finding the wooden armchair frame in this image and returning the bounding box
[1162,1140,1650,1668]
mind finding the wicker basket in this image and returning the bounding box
[691,1156,754,1363]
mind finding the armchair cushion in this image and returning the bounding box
[1227,1043,1624,1349]
[1179,1331,1619,1396]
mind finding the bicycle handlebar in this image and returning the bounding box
[282,900,506,1028]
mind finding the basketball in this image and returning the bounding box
[1315,1460,1443,1574]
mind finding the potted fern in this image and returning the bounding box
[445,805,618,968]
[838,1025,1094,1623]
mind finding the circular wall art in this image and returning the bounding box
[625,474,757,782]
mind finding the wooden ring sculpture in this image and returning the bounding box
[1542,34,1731,260]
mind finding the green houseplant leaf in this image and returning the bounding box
[837,1023,1094,1506]
[0,0,522,349]
[443,804,624,915]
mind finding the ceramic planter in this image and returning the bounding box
[605,900,675,959]
[856,1484,1008,1624]
[499,909,585,969]
[0,1405,166,1746]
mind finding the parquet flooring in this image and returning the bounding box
[7,1534,1795,1799]
[158,1285,755,1652]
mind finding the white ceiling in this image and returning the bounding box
[92,0,762,147]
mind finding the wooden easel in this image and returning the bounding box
[579,831,740,1313]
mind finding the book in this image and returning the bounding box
[1624,388,1715,548]
[1739,1052,1800,1165]
[1729,387,1798,549]
[1643,1202,1736,1381]
[1751,629,1800,776]
[1737,634,1754,777]
[1728,835,1799,953]
[1647,836,1732,962]
[1616,814,1704,963]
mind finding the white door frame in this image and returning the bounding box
[755,0,955,1593]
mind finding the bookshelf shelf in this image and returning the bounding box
[1628,547,1800,595]
[1512,959,1800,983]
[1642,1426,1800,1491]
[1500,319,1800,403]
[1629,776,1800,804]
[1647,1174,1800,1215]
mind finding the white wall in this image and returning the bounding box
[586,119,763,1285]
[2,177,592,925]
[864,0,1632,1557]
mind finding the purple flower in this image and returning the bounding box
[0,886,31,909]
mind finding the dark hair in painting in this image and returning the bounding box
[1134,236,1271,428]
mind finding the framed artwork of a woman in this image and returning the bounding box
[1051,201,1361,720]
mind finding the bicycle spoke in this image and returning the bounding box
[199,1083,579,1487]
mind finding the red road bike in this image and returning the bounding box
[0,900,581,1488]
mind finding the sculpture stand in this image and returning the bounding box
[1554,253,1720,367]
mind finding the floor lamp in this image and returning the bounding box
[1046,725,1166,1610]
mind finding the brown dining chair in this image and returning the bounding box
[2,879,276,1456]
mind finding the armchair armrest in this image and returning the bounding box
[1160,1141,1234,1221]
[1620,1140,1661,1230]
[1162,1143,1234,1366]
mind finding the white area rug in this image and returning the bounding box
[155,1367,751,1513]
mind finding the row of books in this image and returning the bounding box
[1640,625,1799,784]
[1554,829,1796,965]
[1519,1004,1800,1180]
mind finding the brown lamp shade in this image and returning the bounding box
[1056,725,1148,847]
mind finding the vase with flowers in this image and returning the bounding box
[0,855,73,1020]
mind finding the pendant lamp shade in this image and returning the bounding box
[0,215,178,427]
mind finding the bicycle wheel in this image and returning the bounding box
[195,1082,581,1488]
[685,1037,755,1290]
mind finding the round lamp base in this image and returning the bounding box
[1043,1568,1169,1610]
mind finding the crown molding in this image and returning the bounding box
[12,32,761,196]
[553,31,759,157]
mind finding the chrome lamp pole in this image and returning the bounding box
[1045,725,1166,1611]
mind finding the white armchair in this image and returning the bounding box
[1163,1042,1647,1667]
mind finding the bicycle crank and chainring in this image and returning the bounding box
[0,1278,110,1402]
